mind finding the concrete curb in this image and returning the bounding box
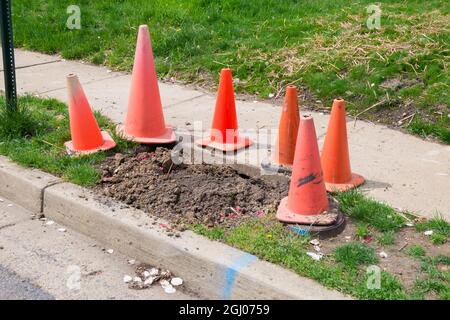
[0,157,349,300]
[0,156,61,213]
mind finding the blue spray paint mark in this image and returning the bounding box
[223,253,258,299]
[288,225,309,236]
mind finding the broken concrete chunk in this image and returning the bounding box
[123,275,132,283]
[379,251,388,259]
[306,252,323,261]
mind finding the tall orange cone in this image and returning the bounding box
[276,115,335,225]
[272,85,300,166]
[117,25,176,144]
[64,74,116,155]
[195,68,253,152]
[321,99,364,192]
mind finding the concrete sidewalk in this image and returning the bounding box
[1,49,449,219]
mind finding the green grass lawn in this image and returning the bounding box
[12,0,450,143]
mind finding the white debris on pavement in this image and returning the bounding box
[149,268,159,276]
[424,230,434,236]
[126,265,183,292]
[7,204,13,207]
[164,285,176,294]
[57,228,66,232]
[45,221,55,226]
[171,278,183,286]
[306,252,323,261]
[0,198,4,202]
[106,249,114,254]
[379,251,388,259]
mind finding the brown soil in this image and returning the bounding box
[96,147,289,229]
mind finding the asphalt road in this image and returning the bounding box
[0,265,54,300]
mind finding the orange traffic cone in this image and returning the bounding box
[195,68,253,152]
[64,74,116,155]
[321,99,364,192]
[117,25,176,144]
[276,115,334,225]
[272,85,300,166]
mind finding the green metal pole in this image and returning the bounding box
[0,0,17,110]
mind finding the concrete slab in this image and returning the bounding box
[45,77,205,124]
[0,156,61,213]
[0,198,31,229]
[0,49,61,71]
[0,199,195,300]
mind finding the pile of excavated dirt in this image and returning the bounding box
[96,148,289,228]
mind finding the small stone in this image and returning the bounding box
[133,277,142,283]
[405,222,414,227]
[310,239,320,246]
[7,204,12,207]
[127,259,136,265]
[123,275,132,283]
[313,245,321,252]
[106,249,114,254]
[379,251,388,259]
[424,230,433,236]
[144,277,155,286]
[306,252,323,261]
[149,268,159,276]
[164,285,176,294]
[0,198,4,202]
[171,277,183,286]
[46,221,55,226]
[160,280,170,288]
[268,93,275,98]
[143,271,151,278]
[57,228,66,232]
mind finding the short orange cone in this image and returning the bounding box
[64,74,116,155]
[272,85,300,166]
[195,68,252,152]
[321,99,364,192]
[277,115,334,225]
[117,25,176,144]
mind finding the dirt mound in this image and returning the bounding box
[96,148,289,228]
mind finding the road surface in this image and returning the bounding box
[0,197,197,300]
